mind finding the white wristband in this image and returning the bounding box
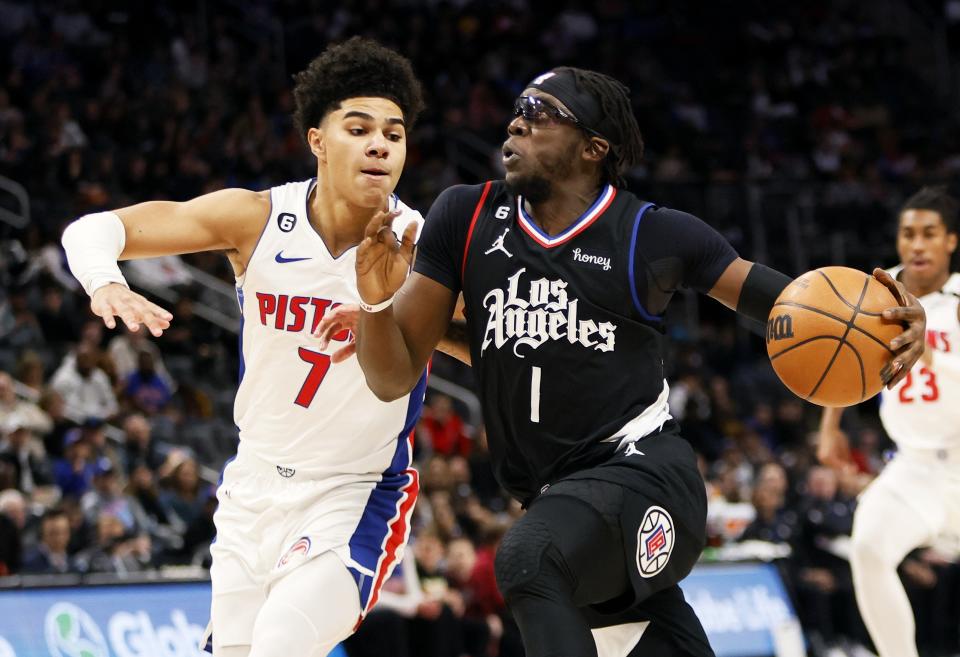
[359,295,395,313]
[61,211,130,297]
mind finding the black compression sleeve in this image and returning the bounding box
[737,263,792,324]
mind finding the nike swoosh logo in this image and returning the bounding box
[275,252,311,264]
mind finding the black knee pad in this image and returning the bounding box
[495,518,554,601]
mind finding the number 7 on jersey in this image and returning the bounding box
[295,347,332,408]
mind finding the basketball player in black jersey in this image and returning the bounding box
[352,68,927,656]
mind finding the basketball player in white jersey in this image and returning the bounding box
[60,38,429,657]
[818,186,960,657]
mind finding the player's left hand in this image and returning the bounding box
[313,304,359,364]
[873,268,926,388]
[356,207,418,306]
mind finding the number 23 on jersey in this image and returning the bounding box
[898,367,939,403]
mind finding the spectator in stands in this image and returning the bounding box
[36,285,80,358]
[72,417,118,471]
[0,287,46,360]
[14,350,46,396]
[0,489,26,575]
[75,512,152,574]
[420,394,472,457]
[159,295,219,380]
[21,507,77,574]
[52,427,96,499]
[158,449,207,528]
[0,370,51,435]
[119,413,165,474]
[38,388,73,460]
[428,490,463,544]
[410,530,469,657]
[80,457,148,536]
[793,466,862,653]
[464,427,503,507]
[445,536,494,657]
[124,464,179,559]
[0,414,52,494]
[107,324,175,391]
[49,343,118,420]
[740,469,798,545]
[123,350,172,414]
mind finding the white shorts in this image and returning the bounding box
[860,444,960,540]
[207,449,418,647]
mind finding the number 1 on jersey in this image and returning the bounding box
[530,366,541,423]
[295,347,332,408]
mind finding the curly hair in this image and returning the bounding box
[292,37,425,141]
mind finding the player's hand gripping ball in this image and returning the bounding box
[766,267,903,407]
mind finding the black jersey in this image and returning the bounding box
[415,181,737,503]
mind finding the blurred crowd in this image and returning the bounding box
[2,1,960,656]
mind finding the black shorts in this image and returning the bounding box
[533,423,714,657]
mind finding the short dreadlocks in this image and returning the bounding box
[557,67,645,188]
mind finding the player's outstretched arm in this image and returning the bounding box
[62,188,268,336]
[707,259,926,389]
[355,209,456,400]
[816,406,853,472]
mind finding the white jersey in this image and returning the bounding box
[879,268,960,449]
[233,179,426,475]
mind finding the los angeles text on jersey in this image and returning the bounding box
[255,292,350,338]
[481,268,616,357]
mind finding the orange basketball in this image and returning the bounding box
[766,266,903,407]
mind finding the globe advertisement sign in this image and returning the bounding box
[0,582,210,657]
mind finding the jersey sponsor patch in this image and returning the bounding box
[571,247,612,271]
[636,505,674,578]
[277,536,311,567]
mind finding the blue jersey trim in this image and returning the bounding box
[236,287,246,383]
[518,184,613,242]
[346,368,427,610]
[628,203,661,321]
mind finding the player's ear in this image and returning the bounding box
[307,127,326,163]
[947,230,958,254]
[584,137,609,164]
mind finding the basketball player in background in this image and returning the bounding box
[350,67,927,656]
[818,187,960,657]
[61,38,429,657]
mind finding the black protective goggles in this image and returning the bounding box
[513,95,581,126]
[512,95,606,141]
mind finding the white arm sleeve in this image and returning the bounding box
[61,211,129,297]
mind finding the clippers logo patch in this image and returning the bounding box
[636,505,674,578]
[278,536,312,567]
